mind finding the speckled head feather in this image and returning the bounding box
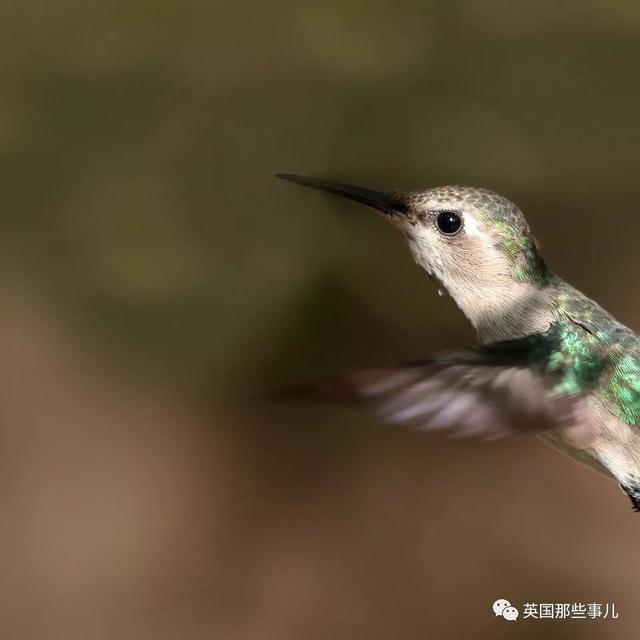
[406,186,548,285]
[277,176,554,341]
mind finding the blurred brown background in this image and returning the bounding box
[1,1,640,638]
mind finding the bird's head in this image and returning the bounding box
[277,175,551,340]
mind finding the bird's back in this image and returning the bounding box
[543,277,640,484]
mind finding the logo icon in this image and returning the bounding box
[493,599,519,621]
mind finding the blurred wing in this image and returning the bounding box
[284,351,593,444]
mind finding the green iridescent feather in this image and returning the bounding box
[476,284,640,427]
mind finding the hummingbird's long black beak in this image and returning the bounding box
[276,174,408,217]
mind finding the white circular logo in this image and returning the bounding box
[493,599,519,621]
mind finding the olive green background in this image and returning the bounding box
[2,1,640,638]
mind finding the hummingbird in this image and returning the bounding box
[276,173,640,512]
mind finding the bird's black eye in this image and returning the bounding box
[436,211,462,235]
